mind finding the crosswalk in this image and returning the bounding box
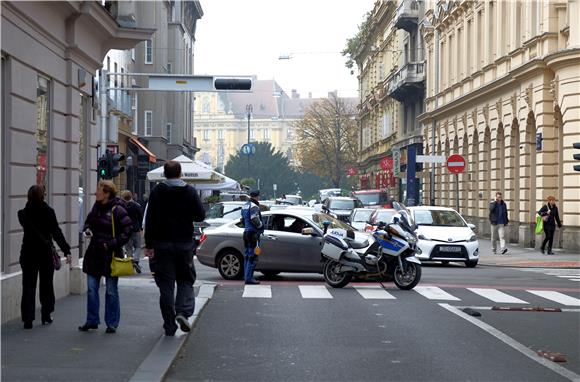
[237,284,580,306]
[518,268,580,282]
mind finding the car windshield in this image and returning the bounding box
[329,199,356,210]
[206,204,242,219]
[414,210,466,227]
[285,196,302,205]
[355,192,389,206]
[352,210,373,222]
[373,210,396,223]
[311,213,353,230]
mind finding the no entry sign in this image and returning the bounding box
[447,154,466,174]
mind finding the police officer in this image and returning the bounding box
[241,190,263,285]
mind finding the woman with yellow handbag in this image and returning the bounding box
[79,180,133,334]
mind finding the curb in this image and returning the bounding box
[479,262,580,269]
[129,283,217,382]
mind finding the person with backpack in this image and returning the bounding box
[18,185,72,329]
[538,196,562,255]
[121,190,144,273]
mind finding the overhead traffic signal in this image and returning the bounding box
[110,152,126,178]
[214,78,252,91]
[97,153,111,180]
[574,143,580,172]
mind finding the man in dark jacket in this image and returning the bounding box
[145,161,205,336]
[121,190,143,273]
[489,192,509,254]
[241,190,263,285]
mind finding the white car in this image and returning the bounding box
[407,206,479,268]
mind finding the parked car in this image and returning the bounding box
[204,201,246,228]
[349,208,374,231]
[364,208,397,232]
[197,209,370,280]
[277,194,303,205]
[351,189,393,209]
[318,188,342,202]
[321,196,364,222]
[407,206,479,268]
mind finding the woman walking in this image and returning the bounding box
[79,180,132,333]
[538,196,562,255]
[18,185,71,329]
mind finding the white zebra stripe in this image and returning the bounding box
[527,290,580,306]
[299,285,333,299]
[467,288,528,304]
[414,286,461,301]
[242,285,272,298]
[354,286,396,299]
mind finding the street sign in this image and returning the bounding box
[447,154,466,174]
[240,143,256,156]
[380,156,393,170]
[393,150,400,178]
[416,155,446,164]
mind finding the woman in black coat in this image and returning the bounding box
[78,180,133,334]
[18,185,71,329]
[538,196,562,255]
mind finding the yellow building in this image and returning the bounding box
[419,0,580,250]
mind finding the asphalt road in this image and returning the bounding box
[165,261,580,382]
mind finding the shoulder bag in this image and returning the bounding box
[110,206,134,277]
[541,205,550,222]
[22,210,61,270]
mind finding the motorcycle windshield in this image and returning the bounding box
[391,202,414,233]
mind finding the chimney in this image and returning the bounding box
[328,90,337,98]
[308,92,312,99]
[291,89,299,99]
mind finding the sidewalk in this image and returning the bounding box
[1,262,215,382]
[477,238,580,269]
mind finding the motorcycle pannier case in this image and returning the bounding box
[322,235,348,261]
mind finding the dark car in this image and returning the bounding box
[351,189,393,209]
[321,196,364,222]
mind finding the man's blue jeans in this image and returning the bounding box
[86,275,120,328]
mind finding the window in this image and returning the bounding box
[167,63,172,73]
[107,56,111,71]
[131,48,135,61]
[217,129,224,140]
[36,76,50,189]
[263,128,269,140]
[250,129,255,141]
[114,63,118,87]
[467,19,472,74]
[132,94,138,134]
[144,110,152,136]
[166,123,172,143]
[203,129,209,141]
[382,113,391,138]
[145,39,152,64]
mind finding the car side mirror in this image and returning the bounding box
[301,227,317,236]
[467,223,476,230]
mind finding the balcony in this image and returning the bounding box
[386,62,425,102]
[108,89,133,117]
[394,0,419,32]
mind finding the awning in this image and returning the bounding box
[129,138,156,163]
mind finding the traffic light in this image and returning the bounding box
[110,152,125,178]
[97,153,110,180]
[214,78,252,91]
[574,142,580,172]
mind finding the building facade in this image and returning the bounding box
[1,1,154,322]
[419,0,580,250]
[354,0,427,205]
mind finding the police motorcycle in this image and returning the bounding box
[321,202,422,290]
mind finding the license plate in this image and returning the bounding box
[440,246,461,252]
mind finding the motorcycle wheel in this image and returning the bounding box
[392,261,421,290]
[323,259,352,288]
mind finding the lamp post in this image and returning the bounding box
[246,104,253,177]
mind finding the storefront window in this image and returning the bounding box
[35,76,49,190]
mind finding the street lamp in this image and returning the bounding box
[246,104,253,177]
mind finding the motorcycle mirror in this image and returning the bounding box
[322,220,331,234]
[393,216,400,223]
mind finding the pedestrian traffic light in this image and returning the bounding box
[97,154,110,180]
[111,152,125,178]
[214,78,252,91]
[574,142,580,172]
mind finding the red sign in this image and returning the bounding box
[346,167,358,176]
[447,154,466,174]
[380,156,393,171]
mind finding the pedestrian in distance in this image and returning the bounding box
[17,185,72,329]
[489,192,509,254]
[144,161,206,336]
[241,190,264,285]
[538,196,562,255]
[121,190,144,273]
[78,180,133,334]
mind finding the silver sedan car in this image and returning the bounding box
[197,209,368,280]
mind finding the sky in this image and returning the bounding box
[194,0,376,99]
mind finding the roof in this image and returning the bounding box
[352,189,388,194]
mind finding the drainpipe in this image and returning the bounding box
[99,69,108,156]
[430,29,439,206]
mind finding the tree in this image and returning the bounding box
[342,11,372,70]
[294,93,359,188]
[224,142,297,199]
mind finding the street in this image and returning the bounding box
[165,260,580,381]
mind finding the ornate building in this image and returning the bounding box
[419,0,580,250]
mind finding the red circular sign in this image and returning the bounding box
[380,156,393,171]
[447,154,466,174]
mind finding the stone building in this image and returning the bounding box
[418,0,580,250]
[0,1,154,322]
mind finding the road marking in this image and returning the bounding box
[414,286,461,301]
[569,279,580,282]
[299,285,333,299]
[439,303,580,382]
[467,288,528,304]
[242,285,271,298]
[527,290,580,306]
[353,286,396,299]
[557,275,580,279]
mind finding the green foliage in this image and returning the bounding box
[342,11,372,69]
[240,178,256,187]
[204,195,221,204]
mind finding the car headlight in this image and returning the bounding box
[468,235,477,242]
[417,234,429,240]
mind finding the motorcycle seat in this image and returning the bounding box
[345,238,369,249]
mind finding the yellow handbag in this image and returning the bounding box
[110,206,134,277]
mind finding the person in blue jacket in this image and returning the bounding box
[241,190,263,284]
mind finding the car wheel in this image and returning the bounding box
[217,249,244,280]
[260,271,280,279]
[465,260,478,268]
